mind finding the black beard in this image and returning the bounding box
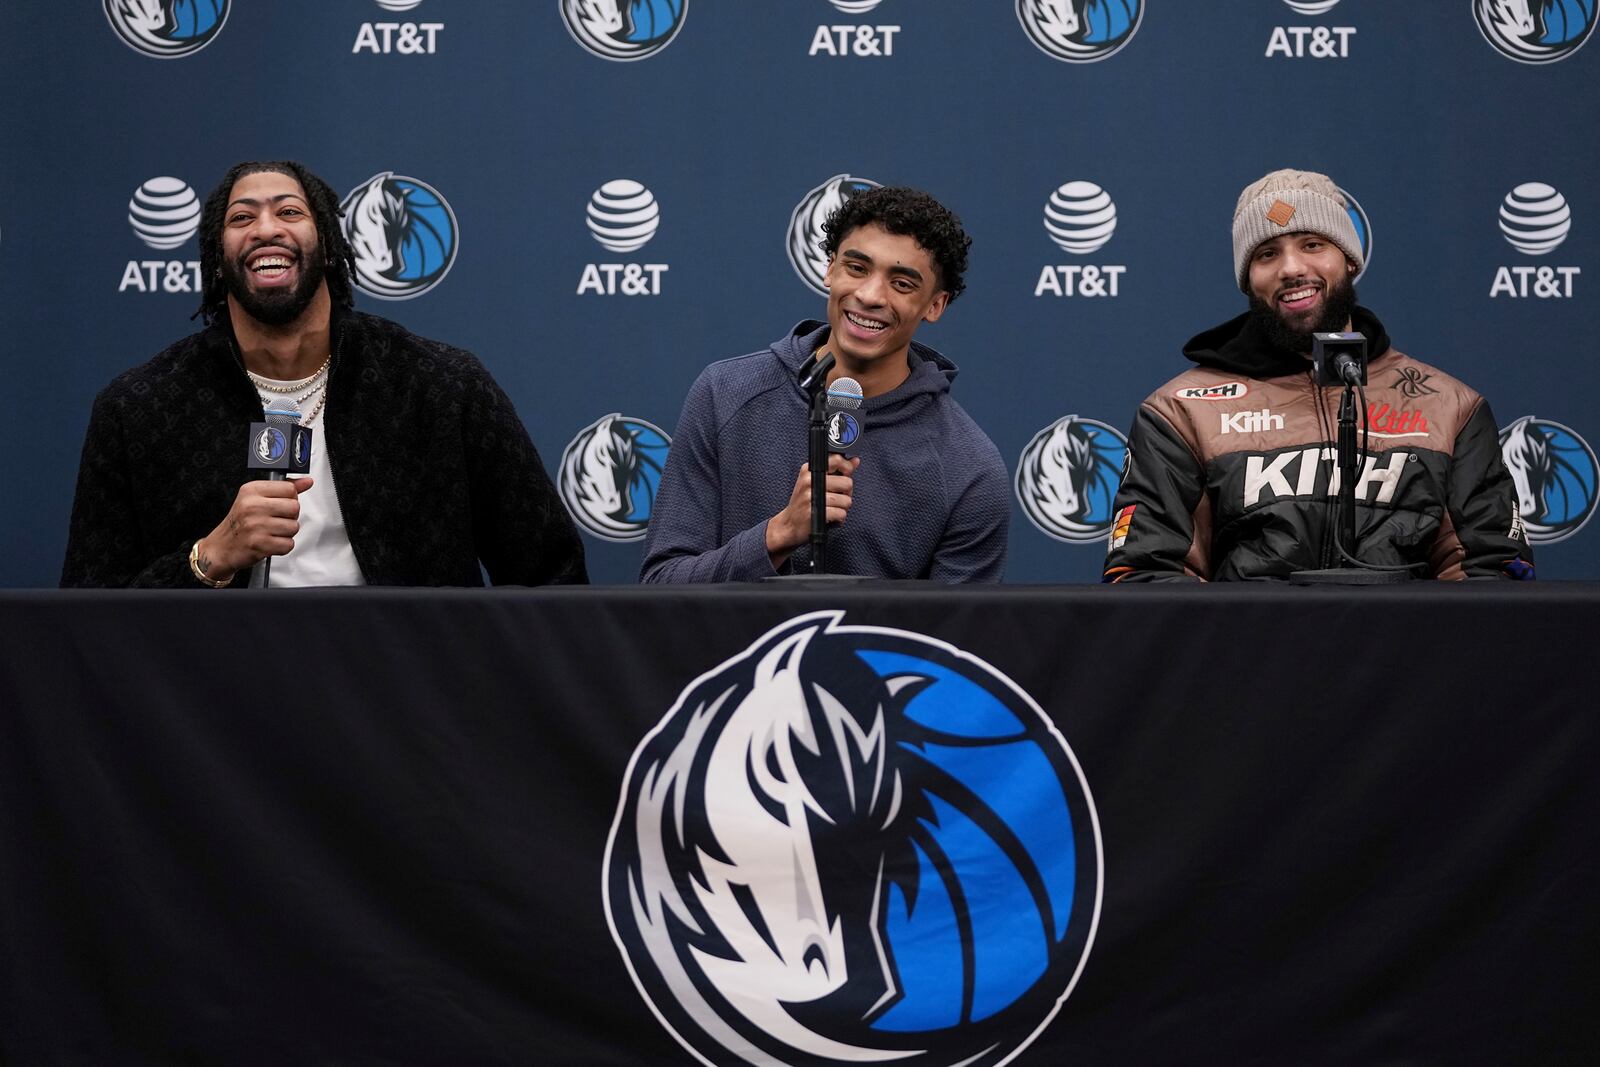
[222,244,327,327]
[1247,274,1358,355]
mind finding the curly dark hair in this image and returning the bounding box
[820,186,971,301]
[193,160,357,323]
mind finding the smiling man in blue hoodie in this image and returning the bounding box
[640,186,1009,583]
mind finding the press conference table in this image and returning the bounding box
[1,584,1594,1065]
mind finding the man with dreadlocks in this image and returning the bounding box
[62,160,586,587]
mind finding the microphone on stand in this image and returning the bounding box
[765,354,872,583]
[1312,331,1367,387]
[1293,331,1415,584]
[244,397,311,589]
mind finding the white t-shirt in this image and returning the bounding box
[253,373,366,587]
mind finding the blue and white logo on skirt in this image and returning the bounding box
[1338,185,1373,282]
[1474,0,1595,64]
[1016,416,1128,543]
[605,611,1102,1067]
[1016,0,1143,63]
[562,0,688,61]
[1499,416,1598,543]
[339,172,459,300]
[788,174,881,296]
[104,0,230,58]
[558,413,672,541]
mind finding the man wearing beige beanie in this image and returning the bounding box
[1103,168,1534,582]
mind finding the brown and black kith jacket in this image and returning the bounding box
[1104,307,1534,582]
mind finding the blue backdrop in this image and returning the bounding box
[2,1,1595,585]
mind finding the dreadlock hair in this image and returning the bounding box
[193,160,357,323]
[820,186,972,302]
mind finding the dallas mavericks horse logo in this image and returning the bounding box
[788,174,880,296]
[558,413,672,542]
[604,612,1102,1067]
[1499,416,1598,543]
[1474,0,1596,63]
[104,0,229,58]
[1015,416,1128,544]
[1016,0,1143,63]
[1338,186,1374,282]
[562,0,689,61]
[339,173,459,300]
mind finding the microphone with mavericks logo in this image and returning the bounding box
[245,398,312,588]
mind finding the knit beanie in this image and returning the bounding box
[1231,169,1363,291]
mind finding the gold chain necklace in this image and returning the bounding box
[250,355,331,426]
[248,353,331,396]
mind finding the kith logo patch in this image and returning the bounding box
[1266,199,1296,226]
[1366,402,1429,438]
[1175,381,1250,401]
[1220,408,1284,435]
[1244,448,1412,507]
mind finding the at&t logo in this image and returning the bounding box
[1016,0,1143,63]
[339,172,459,300]
[1035,182,1127,298]
[604,611,1102,1067]
[788,174,880,296]
[810,0,901,57]
[562,0,687,61]
[1015,415,1128,542]
[119,176,202,294]
[558,413,671,541]
[1267,0,1356,58]
[353,0,443,55]
[1499,416,1597,543]
[1475,0,1596,64]
[104,0,229,59]
[1490,183,1581,298]
[578,180,668,296]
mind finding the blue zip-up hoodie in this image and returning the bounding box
[640,321,1009,582]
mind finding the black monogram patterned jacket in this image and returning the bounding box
[61,309,586,588]
[1104,307,1534,581]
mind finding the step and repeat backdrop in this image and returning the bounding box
[0,1,1595,585]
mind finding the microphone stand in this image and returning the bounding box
[798,350,835,576]
[1336,383,1357,559]
[763,351,868,585]
[1291,376,1409,584]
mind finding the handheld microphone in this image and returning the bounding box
[825,377,863,454]
[1313,332,1367,387]
[245,398,309,589]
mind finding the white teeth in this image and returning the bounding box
[252,256,291,272]
[846,311,886,330]
[1280,287,1317,302]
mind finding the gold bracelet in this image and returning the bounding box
[189,540,233,588]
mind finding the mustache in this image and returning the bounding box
[239,241,299,262]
